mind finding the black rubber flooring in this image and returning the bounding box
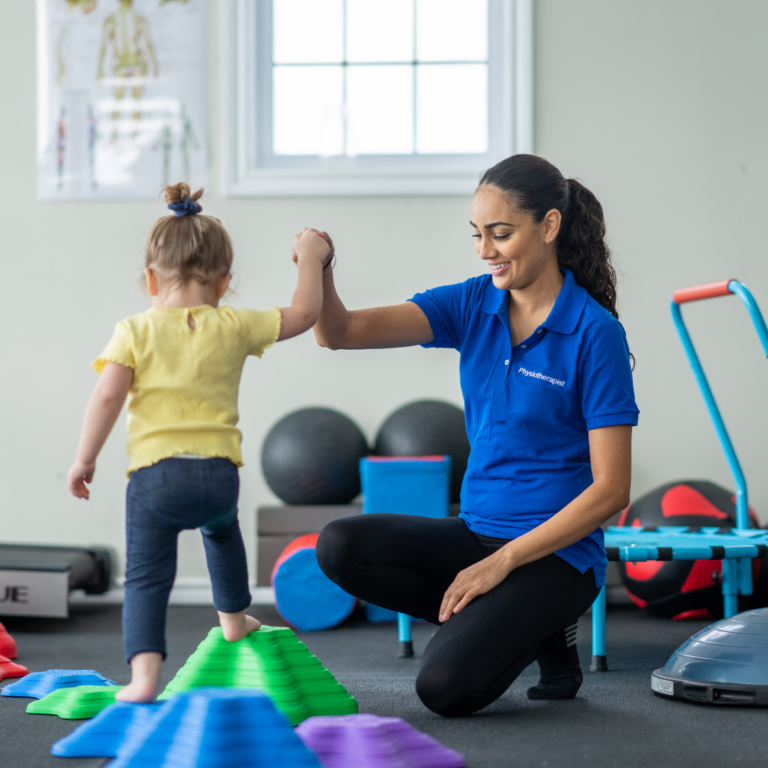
[0,604,766,767]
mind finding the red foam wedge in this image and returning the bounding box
[0,655,28,681]
[0,623,18,659]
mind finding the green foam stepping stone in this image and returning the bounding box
[27,685,124,719]
[159,625,357,725]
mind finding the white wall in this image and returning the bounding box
[1,1,767,584]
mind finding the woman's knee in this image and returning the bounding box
[315,517,359,582]
[415,664,476,717]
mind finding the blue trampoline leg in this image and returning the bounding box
[590,586,608,672]
[721,559,740,618]
[397,613,414,658]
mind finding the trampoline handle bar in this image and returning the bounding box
[670,279,768,532]
[672,280,735,304]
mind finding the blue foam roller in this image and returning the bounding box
[110,689,321,768]
[1,669,117,699]
[51,702,161,758]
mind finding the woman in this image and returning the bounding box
[313,154,638,717]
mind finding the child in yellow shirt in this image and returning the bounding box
[67,183,331,702]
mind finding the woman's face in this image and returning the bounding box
[470,185,561,292]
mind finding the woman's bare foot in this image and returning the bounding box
[115,651,162,703]
[218,610,261,642]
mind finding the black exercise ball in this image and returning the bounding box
[374,400,470,503]
[262,408,369,505]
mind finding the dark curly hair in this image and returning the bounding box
[479,154,620,321]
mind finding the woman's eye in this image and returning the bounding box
[494,234,510,241]
[471,233,481,238]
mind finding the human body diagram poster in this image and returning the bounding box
[37,0,207,200]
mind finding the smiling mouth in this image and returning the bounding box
[488,262,510,273]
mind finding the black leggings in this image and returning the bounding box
[316,514,600,716]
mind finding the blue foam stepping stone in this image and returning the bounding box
[1,669,117,699]
[51,702,160,758]
[111,689,321,768]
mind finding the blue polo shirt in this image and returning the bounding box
[409,269,639,587]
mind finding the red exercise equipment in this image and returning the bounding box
[0,655,28,681]
[0,623,17,659]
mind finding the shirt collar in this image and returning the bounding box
[480,269,588,335]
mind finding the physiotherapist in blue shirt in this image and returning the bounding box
[314,154,639,717]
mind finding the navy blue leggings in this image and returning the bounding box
[123,458,251,663]
[317,514,599,716]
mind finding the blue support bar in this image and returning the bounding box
[397,613,414,658]
[590,586,607,672]
[738,558,753,596]
[398,612,412,643]
[720,559,739,617]
[671,299,750,531]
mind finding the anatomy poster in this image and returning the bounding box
[37,0,207,200]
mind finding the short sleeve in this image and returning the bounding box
[93,321,136,374]
[408,281,471,351]
[579,321,639,430]
[236,307,282,358]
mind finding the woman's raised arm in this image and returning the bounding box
[314,272,434,350]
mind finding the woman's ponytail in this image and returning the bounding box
[557,179,618,320]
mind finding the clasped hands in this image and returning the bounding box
[438,548,515,623]
[292,228,334,267]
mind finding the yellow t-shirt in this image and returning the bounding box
[94,305,282,475]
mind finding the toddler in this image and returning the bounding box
[67,183,331,702]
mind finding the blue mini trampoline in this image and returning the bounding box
[591,279,768,673]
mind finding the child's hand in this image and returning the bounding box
[293,228,330,267]
[68,460,96,500]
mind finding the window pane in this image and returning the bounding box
[416,0,488,62]
[347,66,414,155]
[273,0,343,64]
[416,64,487,154]
[346,0,414,63]
[273,67,344,156]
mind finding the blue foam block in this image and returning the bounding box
[360,458,451,517]
[110,689,321,768]
[1,669,117,699]
[51,702,161,758]
[274,548,357,631]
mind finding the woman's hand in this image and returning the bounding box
[68,460,96,500]
[439,549,514,622]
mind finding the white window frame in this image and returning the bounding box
[222,0,532,197]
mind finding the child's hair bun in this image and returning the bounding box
[163,182,204,206]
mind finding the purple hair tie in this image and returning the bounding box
[168,197,203,217]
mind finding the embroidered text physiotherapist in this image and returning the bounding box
[313,154,639,716]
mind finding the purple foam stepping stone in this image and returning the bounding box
[1,669,117,699]
[296,714,465,768]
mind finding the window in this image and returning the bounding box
[224,0,532,196]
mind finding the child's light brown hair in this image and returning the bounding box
[146,183,233,286]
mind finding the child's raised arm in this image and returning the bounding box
[67,362,133,499]
[277,228,330,342]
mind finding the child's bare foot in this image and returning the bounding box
[219,610,261,642]
[115,651,162,703]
